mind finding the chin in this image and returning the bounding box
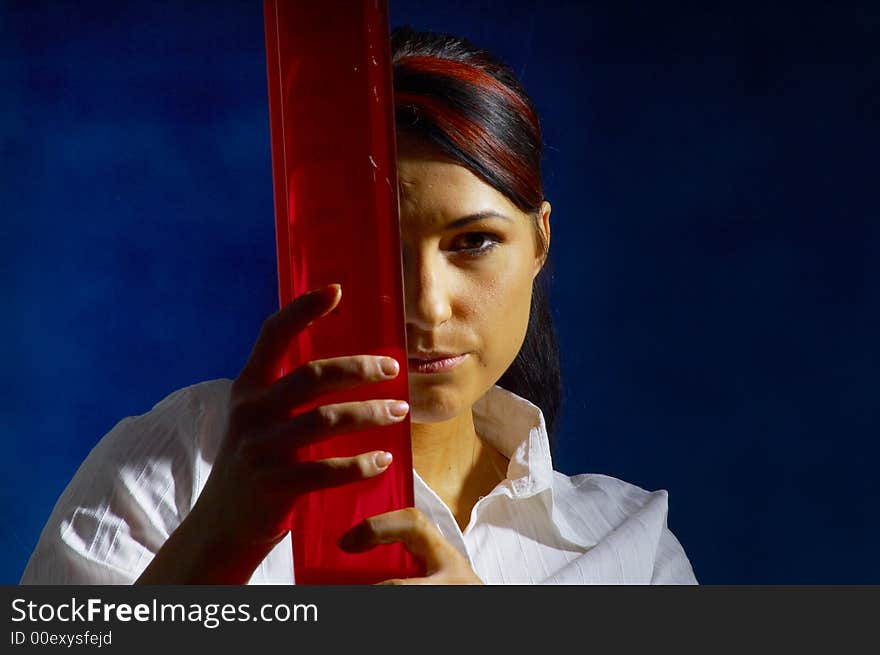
[408,384,469,423]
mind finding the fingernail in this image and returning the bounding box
[388,401,409,418]
[374,451,393,469]
[380,358,399,377]
[325,283,341,301]
[305,284,340,303]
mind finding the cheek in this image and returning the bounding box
[468,254,534,367]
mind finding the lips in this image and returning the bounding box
[407,353,467,374]
[409,352,460,361]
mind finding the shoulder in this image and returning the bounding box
[549,471,671,542]
[75,378,233,488]
[102,378,232,461]
[549,471,698,584]
[85,377,235,505]
[553,470,670,516]
[20,378,233,584]
[139,377,233,429]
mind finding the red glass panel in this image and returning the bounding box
[263,0,421,584]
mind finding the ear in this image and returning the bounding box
[533,200,552,278]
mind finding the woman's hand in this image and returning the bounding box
[337,507,484,585]
[136,284,408,584]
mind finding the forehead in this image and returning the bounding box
[396,137,522,226]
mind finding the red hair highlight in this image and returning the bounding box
[393,55,543,211]
[396,56,539,130]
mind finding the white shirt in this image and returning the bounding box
[20,379,697,585]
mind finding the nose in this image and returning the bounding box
[403,246,453,331]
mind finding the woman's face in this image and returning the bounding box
[398,135,551,424]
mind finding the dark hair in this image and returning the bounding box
[391,27,562,450]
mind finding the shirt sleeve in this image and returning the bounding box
[19,384,208,585]
[651,524,699,584]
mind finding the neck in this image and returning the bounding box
[411,410,510,532]
[411,411,479,493]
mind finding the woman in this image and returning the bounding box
[21,27,697,585]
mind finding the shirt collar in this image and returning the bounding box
[472,385,593,550]
[472,384,555,499]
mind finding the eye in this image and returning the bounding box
[449,232,501,257]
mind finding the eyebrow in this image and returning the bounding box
[446,210,514,229]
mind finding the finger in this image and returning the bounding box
[254,399,410,455]
[273,451,394,495]
[337,507,450,572]
[258,354,401,420]
[232,355,400,426]
[240,284,342,387]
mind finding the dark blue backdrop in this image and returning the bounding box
[2,1,877,584]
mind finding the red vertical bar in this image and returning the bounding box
[262,0,421,584]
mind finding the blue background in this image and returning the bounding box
[2,1,877,584]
